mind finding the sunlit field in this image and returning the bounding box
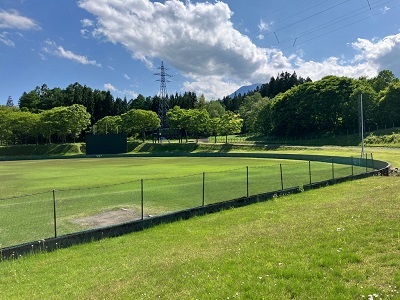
[0,147,398,299]
[0,155,366,247]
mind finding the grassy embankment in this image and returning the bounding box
[0,139,399,299]
[216,128,400,148]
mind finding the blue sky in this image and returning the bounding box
[1,0,400,106]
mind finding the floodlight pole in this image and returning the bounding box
[361,94,365,158]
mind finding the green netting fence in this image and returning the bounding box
[0,155,377,249]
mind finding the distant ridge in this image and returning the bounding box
[229,83,262,98]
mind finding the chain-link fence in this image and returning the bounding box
[0,157,372,248]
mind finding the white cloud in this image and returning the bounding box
[292,33,400,82]
[42,40,102,67]
[78,0,400,98]
[183,76,242,100]
[80,29,90,38]
[0,32,15,47]
[104,83,117,91]
[123,74,130,80]
[294,57,377,81]
[104,83,137,98]
[77,0,282,98]
[381,6,390,14]
[81,19,95,38]
[81,18,94,27]
[351,33,400,76]
[257,34,264,40]
[0,9,40,30]
[258,19,270,32]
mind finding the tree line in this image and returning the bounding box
[0,104,91,145]
[2,69,399,145]
[18,83,200,124]
[238,70,400,137]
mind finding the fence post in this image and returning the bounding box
[351,156,354,177]
[246,166,249,198]
[141,179,144,220]
[202,172,205,206]
[280,164,284,190]
[308,161,312,185]
[371,153,375,171]
[365,153,368,173]
[331,158,335,180]
[53,189,57,238]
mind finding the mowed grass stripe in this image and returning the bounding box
[0,157,362,247]
[0,176,398,299]
[0,157,290,197]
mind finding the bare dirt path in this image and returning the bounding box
[71,208,142,228]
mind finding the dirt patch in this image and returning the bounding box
[71,208,142,228]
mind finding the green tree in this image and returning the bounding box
[256,100,273,135]
[67,104,91,142]
[122,109,160,141]
[38,105,91,143]
[186,109,211,143]
[204,100,225,118]
[167,106,191,142]
[218,111,243,143]
[369,70,398,93]
[270,76,357,137]
[113,97,128,115]
[377,82,400,128]
[9,110,40,144]
[348,82,378,133]
[196,94,206,109]
[39,109,58,144]
[209,117,221,143]
[19,90,41,112]
[238,92,269,133]
[94,115,122,134]
[0,106,19,144]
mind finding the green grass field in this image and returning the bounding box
[0,155,365,247]
[0,146,398,299]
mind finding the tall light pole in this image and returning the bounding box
[360,94,365,157]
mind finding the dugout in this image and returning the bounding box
[86,133,127,155]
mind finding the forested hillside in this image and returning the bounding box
[1,70,399,145]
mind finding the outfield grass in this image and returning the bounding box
[0,155,364,247]
[0,146,398,299]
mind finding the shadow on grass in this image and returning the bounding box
[0,144,82,156]
[218,144,233,152]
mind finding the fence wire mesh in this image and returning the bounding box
[0,157,373,248]
[55,181,141,236]
[0,192,53,247]
[144,174,203,216]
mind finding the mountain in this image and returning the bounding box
[229,83,262,98]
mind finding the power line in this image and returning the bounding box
[285,1,400,49]
[274,0,352,33]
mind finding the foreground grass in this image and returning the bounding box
[0,175,399,299]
